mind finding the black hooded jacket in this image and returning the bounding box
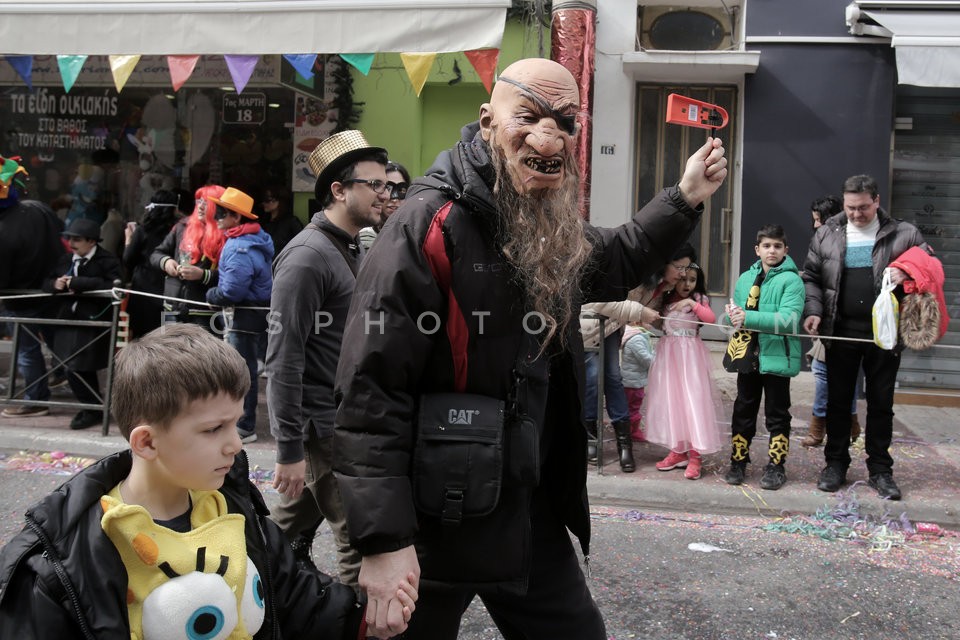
[333,123,702,591]
[0,449,362,639]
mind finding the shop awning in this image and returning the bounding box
[0,0,511,56]
[846,2,960,87]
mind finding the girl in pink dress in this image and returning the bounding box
[643,263,723,480]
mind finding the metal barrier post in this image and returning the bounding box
[1,290,120,435]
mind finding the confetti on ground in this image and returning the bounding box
[0,450,96,475]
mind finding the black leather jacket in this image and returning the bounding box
[0,450,362,639]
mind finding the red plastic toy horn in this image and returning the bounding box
[665,94,729,131]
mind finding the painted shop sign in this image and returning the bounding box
[222,92,266,125]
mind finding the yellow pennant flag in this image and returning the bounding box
[400,52,436,97]
[109,55,140,93]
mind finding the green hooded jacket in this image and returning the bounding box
[729,255,806,377]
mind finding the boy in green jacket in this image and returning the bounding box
[722,224,805,490]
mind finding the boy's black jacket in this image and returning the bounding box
[0,449,362,639]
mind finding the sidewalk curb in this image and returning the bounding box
[3,424,958,530]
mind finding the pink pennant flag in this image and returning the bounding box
[464,49,500,94]
[224,55,259,94]
[168,55,200,92]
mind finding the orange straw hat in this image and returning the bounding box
[209,187,258,220]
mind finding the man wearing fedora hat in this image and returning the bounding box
[43,218,121,430]
[205,187,274,444]
[332,58,727,638]
[266,130,389,593]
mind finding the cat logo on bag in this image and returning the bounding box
[449,409,480,425]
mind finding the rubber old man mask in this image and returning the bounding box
[479,58,580,194]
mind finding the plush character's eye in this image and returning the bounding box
[141,572,238,640]
[239,557,266,634]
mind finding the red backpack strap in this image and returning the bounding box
[422,201,469,392]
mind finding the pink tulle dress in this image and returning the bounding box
[643,294,723,455]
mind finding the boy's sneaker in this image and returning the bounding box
[759,462,787,490]
[238,429,258,444]
[2,404,50,418]
[656,450,688,471]
[724,462,747,485]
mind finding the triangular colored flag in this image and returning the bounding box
[57,55,87,93]
[283,54,317,80]
[5,56,33,90]
[400,53,436,97]
[168,55,200,91]
[464,49,500,94]
[109,55,140,93]
[224,55,259,94]
[339,53,375,76]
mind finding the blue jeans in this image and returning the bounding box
[9,313,53,403]
[811,358,857,418]
[584,329,629,423]
[226,330,259,433]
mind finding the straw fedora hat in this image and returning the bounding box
[210,187,258,220]
[308,130,385,201]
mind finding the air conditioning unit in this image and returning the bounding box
[637,5,739,52]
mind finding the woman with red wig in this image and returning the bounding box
[149,185,227,332]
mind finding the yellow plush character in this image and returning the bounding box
[100,489,265,640]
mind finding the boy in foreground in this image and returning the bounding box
[0,323,415,638]
[722,225,805,490]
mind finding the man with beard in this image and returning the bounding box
[267,131,389,593]
[333,58,727,639]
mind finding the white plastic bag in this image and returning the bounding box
[872,268,900,350]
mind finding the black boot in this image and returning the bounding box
[613,420,635,473]
[586,422,598,465]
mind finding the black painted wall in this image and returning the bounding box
[740,0,897,271]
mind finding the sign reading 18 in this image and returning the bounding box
[222,93,266,125]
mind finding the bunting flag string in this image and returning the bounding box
[224,55,259,94]
[108,55,140,93]
[56,55,87,93]
[464,49,500,94]
[340,53,376,76]
[8,51,501,97]
[400,53,437,97]
[283,54,318,80]
[167,55,200,92]
[5,56,34,90]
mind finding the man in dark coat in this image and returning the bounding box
[0,154,64,418]
[332,58,728,638]
[44,218,121,430]
[803,174,928,500]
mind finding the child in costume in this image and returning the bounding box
[0,323,416,639]
[722,224,805,490]
[620,324,655,442]
[644,263,722,480]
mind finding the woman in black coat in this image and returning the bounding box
[122,190,179,338]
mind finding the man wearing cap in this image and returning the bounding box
[205,187,274,443]
[0,154,65,419]
[333,58,727,638]
[266,131,389,592]
[43,218,121,430]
